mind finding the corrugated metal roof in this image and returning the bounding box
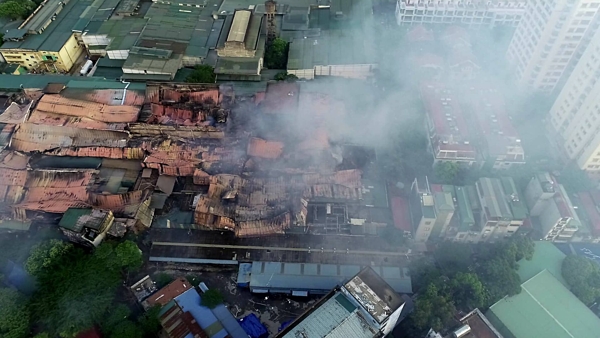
[249,261,412,294]
[210,305,247,338]
[174,289,229,338]
[144,277,192,308]
[517,241,567,285]
[247,137,284,159]
[10,123,129,152]
[487,270,600,338]
[34,94,140,123]
[227,10,251,43]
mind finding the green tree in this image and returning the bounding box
[562,255,600,305]
[25,240,73,277]
[434,161,460,184]
[28,240,142,337]
[476,258,521,303]
[412,284,455,332]
[115,241,143,271]
[450,272,487,311]
[434,242,472,275]
[274,71,298,82]
[0,288,30,338]
[0,0,35,20]
[186,275,201,287]
[201,289,224,309]
[185,65,216,83]
[101,304,131,335]
[138,306,161,337]
[265,38,288,69]
[110,320,142,338]
[154,273,173,288]
[32,333,50,338]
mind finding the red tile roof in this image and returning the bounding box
[391,196,411,233]
[144,278,192,308]
[247,137,284,159]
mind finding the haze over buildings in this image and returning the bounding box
[507,0,600,92]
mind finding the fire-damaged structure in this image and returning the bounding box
[0,80,390,239]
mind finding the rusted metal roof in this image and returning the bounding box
[79,89,145,106]
[143,277,192,309]
[10,124,129,152]
[0,102,32,124]
[44,147,145,160]
[0,168,27,186]
[90,190,148,210]
[193,169,209,185]
[34,94,140,123]
[28,110,127,131]
[260,82,299,113]
[0,151,29,169]
[247,137,284,159]
[235,212,290,237]
[128,124,224,139]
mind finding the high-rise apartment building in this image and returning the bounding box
[507,0,600,92]
[395,0,527,27]
[549,27,600,177]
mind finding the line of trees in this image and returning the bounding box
[562,254,600,305]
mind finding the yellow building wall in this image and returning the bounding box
[0,33,84,73]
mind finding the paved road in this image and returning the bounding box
[152,241,415,256]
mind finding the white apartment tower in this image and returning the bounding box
[507,0,600,92]
[549,27,600,178]
[395,0,527,27]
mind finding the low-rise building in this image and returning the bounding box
[287,30,377,80]
[410,177,436,243]
[241,261,412,296]
[445,185,478,243]
[486,270,600,338]
[395,0,527,27]
[58,208,114,247]
[525,173,580,242]
[422,83,477,166]
[0,0,87,73]
[276,267,406,338]
[475,177,526,242]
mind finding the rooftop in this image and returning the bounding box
[343,267,405,324]
[249,261,412,294]
[287,30,376,71]
[487,270,600,338]
[517,241,567,285]
[476,178,513,220]
[143,277,192,309]
[454,186,475,231]
[499,177,527,220]
[2,0,92,52]
[280,291,378,338]
[579,191,600,237]
[59,208,111,232]
[451,308,503,338]
[421,83,476,159]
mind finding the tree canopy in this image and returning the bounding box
[434,162,460,184]
[562,255,600,305]
[201,289,224,309]
[27,240,143,336]
[0,0,36,20]
[274,71,298,82]
[264,38,288,69]
[0,288,30,338]
[406,238,535,334]
[185,65,216,83]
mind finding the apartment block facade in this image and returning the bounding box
[548,27,600,178]
[395,0,527,27]
[507,0,600,92]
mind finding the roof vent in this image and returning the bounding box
[453,324,471,338]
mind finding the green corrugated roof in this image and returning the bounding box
[455,186,475,231]
[501,177,528,220]
[2,0,92,52]
[0,74,139,90]
[287,30,375,71]
[59,208,93,231]
[517,241,567,285]
[0,220,32,231]
[487,270,600,338]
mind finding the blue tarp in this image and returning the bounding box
[238,313,268,338]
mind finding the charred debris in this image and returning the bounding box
[0,81,389,238]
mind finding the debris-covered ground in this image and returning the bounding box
[146,262,318,335]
